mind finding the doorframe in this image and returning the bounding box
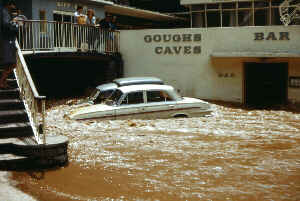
[243,61,289,105]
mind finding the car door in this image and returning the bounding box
[115,91,146,119]
[144,90,177,119]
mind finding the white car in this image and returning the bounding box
[68,84,212,120]
[79,77,164,105]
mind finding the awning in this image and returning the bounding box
[211,51,300,58]
[104,4,186,21]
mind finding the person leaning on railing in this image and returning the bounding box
[74,5,87,51]
[87,9,96,51]
[99,13,117,53]
[0,0,19,89]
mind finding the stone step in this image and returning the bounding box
[0,122,33,138]
[6,78,18,88]
[0,109,29,124]
[0,136,69,170]
[0,99,24,110]
[0,88,20,99]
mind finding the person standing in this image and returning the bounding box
[86,9,96,25]
[87,9,96,50]
[74,5,87,24]
[74,5,87,50]
[14,8,27,49]
[99,13,115,52]
[0,0,19,89]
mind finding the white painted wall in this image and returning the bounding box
[120,25,300,103]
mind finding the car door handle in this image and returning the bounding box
[169,105,175,108]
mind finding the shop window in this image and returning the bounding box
[222,10,237,27]
[53,13,63,22]
[254,1,269,26]
[187,0,288,28]
[207,4,219,9]
[207,11,221,27]
[238,10,252,26]
[255,8,268,26]
[271,6,282,25]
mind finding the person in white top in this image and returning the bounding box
[74,5,87,24]
[74,5,87,50]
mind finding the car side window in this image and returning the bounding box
[121,91,144,105]
[147,90,173,103]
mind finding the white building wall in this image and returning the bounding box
[120,25,300,103]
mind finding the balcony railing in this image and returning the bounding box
[18,20,120,53]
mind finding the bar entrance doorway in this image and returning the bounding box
[244,62,288,106]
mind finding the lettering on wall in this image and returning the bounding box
[254,32,290,41]
[144,34,202,55]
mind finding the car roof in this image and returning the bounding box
[96,83,117,91]
[118,84,175,94]
[113,77,164,86]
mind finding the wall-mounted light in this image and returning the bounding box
[218,73,235,78]
[289,77,300,88]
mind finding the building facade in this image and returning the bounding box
[120,0,300,105]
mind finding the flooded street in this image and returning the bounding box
[11,100,300,201]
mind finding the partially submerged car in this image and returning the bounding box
[82,77,164,105]
[68,84,212,120]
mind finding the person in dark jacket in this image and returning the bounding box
[0,0,19,89]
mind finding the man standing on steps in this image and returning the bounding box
[0,0,19,89]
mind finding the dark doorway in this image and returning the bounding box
[244,62,288,106]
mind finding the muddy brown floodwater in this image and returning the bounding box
[10,99,300,201]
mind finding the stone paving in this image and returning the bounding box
[0,172,37,201]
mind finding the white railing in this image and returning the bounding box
[18,20,120,53]
[15,41,46,145]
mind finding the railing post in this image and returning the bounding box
[42,99,46,144]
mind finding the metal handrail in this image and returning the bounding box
[18,20,120,53]
[15,40,46,144]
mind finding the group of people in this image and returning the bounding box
[74,5,118,51]
[74,6,117,51]
[74,5,117,30]
[0,0,21,89]
[0,1,118,88]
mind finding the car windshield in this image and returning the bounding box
[104,89,123,106]
[88,89,100,101]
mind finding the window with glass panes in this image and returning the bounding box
[189,0,286,28]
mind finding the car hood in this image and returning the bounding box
[68,104,114,120]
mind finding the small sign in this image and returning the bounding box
[289,77,300,88]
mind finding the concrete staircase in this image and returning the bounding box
[0,70,36,170]
[0,70,69,170]
[0,70,34,139]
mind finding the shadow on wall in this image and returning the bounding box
[24,53,123,98]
